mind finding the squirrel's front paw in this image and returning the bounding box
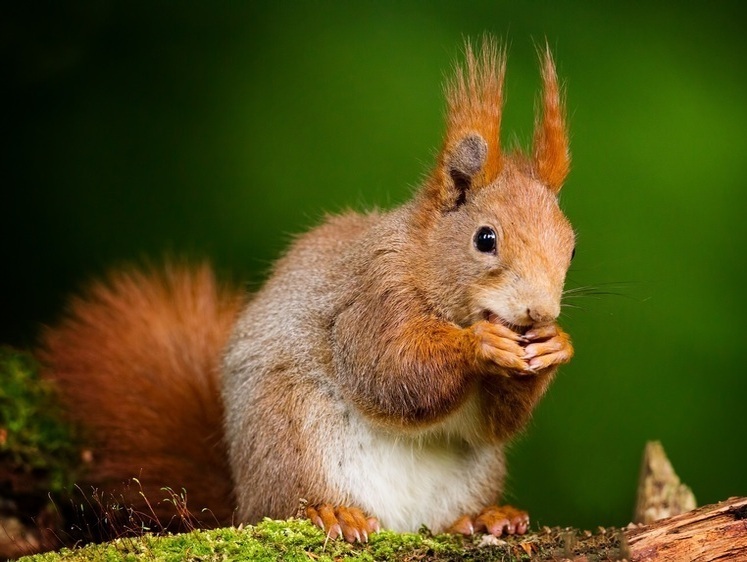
[471,320,530,373]
[449,505,529,536]
[306,504,380,543]
[522,323,573,372]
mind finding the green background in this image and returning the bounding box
[3,2,746,530]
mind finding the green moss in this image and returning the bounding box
[17,519,482,561]
[18,518,624,561]
[0,347,80,494]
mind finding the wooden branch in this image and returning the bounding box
[625,496,747,561]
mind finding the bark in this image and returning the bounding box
[624,495,747,562]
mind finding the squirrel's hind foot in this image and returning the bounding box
[306,504,380,543]
[448,505,529,536]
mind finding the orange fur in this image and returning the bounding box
[39,262,244,526]
[533,45,570,191]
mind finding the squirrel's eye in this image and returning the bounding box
[474,226,497,254]
[571,247,576,261]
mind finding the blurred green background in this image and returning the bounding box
[2,1,746,531]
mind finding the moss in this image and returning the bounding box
[18,518,625,562]
[0,347,80,495]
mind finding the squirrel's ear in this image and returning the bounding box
[532,45,570,193]
[445,133,488,205]
[421,38,506,212]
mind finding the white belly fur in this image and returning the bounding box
[326,393,506,532]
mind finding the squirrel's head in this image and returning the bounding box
[411,39,574,332]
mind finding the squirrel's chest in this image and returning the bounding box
[323,394,506,533]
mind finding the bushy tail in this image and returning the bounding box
[38,261,245,528]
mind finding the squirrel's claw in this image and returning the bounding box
[306,504,379,543]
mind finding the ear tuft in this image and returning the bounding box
[444,38,505,187]
[419,37,505,215]
[533,45,570,192]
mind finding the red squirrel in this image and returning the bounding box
[40,38,575,543]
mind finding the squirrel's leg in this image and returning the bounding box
[305,505,380,543]
[479,321,573,441]
[448,505,529,536]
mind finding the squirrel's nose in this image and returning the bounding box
[527,305,559,325]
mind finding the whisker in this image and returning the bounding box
[563,290,621,299]
[563,281,635,300]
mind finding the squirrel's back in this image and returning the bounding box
[39,262,244,527]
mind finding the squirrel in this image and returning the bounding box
[39,38,575,543]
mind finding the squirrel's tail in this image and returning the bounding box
[38,261,245,529]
